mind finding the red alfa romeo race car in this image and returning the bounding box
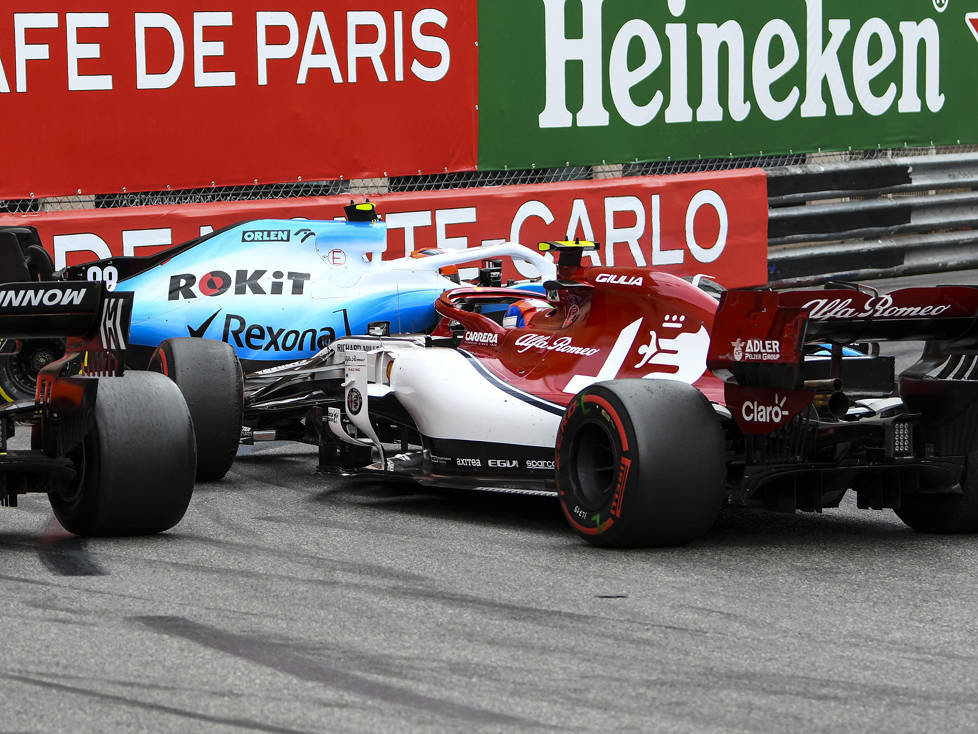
[246,240,978,547]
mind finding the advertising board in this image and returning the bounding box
[0,2,477,198]
[0,169,769,287]
[479,0,978,168]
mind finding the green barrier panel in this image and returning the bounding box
[478,0,978,169]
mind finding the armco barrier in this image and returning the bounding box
[767,152,978,285]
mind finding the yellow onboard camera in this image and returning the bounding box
[538,239,600,267]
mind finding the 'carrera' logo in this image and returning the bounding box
[169,270,311,300]
[242,230,290,243]
[464,331,499,346]
[0,287,86,308]
[596,273,643,287]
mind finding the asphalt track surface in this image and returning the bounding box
[3,270,978,732]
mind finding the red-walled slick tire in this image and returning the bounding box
[556,379,725,548]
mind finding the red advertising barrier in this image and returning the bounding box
[0,169,769,287]
[0,2,477,199]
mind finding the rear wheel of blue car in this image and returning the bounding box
[149,337,243,482]
[556,379,725,548]
[48,371,196,536]
[895,450,978,533]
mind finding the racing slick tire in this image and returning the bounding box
[48,371,196,536]
[895,450,978,533]
[148,337,243,482]
[556,379,725,548]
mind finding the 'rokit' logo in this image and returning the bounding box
[169,270,311,300]
[242,230,290,242]
[347,388,363,415]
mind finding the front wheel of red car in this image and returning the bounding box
[556,379,725,548]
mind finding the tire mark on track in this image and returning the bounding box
[135,615,538,728]
[37,518,106,576]
[3,673,307,733]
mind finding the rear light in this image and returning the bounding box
[891,421,913,457]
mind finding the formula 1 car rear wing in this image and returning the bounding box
[709,286,978,370]
[706,285,978,434]
[0,231,133,380]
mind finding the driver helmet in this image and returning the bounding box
[410,248,459,282]
[503,298,552,328]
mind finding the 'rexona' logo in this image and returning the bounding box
[169,270,310,300]
[933,0,948,12]
[186,310,336,353]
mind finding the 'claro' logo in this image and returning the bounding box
[742,394,788,423]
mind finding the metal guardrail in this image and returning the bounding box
[767,153,978,285]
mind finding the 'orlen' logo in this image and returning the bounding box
[169,270,311,300]
[731,338,781,362]
[464,331,499,346]
[242,230,290,243]
[595,273,643,286]
[742,394,788,423]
